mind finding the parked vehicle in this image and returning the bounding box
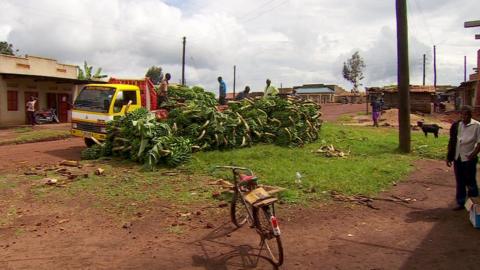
[71,77,164,147]
[34,108,60,124]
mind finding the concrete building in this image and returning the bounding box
[293,84,336,103]
[0,54,92,126]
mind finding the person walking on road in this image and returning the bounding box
[447,105,480,210]
[370,97,383,127]
[263,79,278,97]
[218,76,227,105]
[26,96,37,126]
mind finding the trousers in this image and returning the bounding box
[453,157,479,206]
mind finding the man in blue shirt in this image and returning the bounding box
[218,76,227,105]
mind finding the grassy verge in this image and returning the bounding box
[0,129,71,146]
[24,123,448,211]
[188,123,448,202]
[31,161,216,217]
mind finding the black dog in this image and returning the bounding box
[417,121,442,138]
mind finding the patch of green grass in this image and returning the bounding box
[0,176,17,191]
[411,131,449,160]
[0,206,17,227]
[166,225,184,235]
[31,162,215,217]
[14,228,25,236]
[0,129,71,145]
[336,114,354,122]
[14,127,32,133]
[187,123,448,202]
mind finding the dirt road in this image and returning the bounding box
[0,138,84,172]
[322,103,366,122]
[1,160,478,269]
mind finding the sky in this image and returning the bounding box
[0,0,479,94]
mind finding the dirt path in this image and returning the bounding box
[1,160,478,269]
[0,138,84,172]
[322,103,366,122]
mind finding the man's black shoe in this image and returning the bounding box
[452,205,464,211]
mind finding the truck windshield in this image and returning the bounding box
[74,86,116,113]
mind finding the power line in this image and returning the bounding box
[411,0,435,45]
[240,0,290,24]
[237,0,279,20]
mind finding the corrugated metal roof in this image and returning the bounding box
[296,87,334,94]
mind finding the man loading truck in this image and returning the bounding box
[71,78,158,146]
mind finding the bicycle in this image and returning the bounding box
[215,166,284,266]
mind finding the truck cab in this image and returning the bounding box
[71,84,142,146]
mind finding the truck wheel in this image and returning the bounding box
[84,138,95,147]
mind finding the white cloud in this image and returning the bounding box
[0,0,478,93]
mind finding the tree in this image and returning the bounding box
[145,66,163,85]
[0,41,18,56]
[77,61,107,80]
[342,51,366,93]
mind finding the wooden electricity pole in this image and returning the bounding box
[464,56,467,82]
[433,45,437,89]
[233,65,236,97]
[396,0,411,153]
[182,37,186,85]
[423,54,426,86]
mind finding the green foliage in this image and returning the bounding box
[342,51,365,93]
[0,41,18,55]
[77,61,107,80]
[145,66,163,85]
[101,86,322,168]
[81,144,104,160]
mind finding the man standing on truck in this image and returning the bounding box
[235,86,250,101]
[218,76,227,105]
[158,73,171,105]
[264,79,278,97]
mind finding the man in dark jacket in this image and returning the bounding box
[447,105,480,210]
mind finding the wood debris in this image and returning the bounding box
[59,160,79,167]
[330,191,414,210]
[314,144,350,157]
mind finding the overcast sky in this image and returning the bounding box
[0,0,478,93]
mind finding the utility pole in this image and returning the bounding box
[233,65,236,98]
[182,36,186,85]
[396,0,411,153]
[464,56,467,83]
[433,45,437,89]
[422,54,426,86]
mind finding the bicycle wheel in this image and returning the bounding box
[230,190,248,227]
[253,206,284,266]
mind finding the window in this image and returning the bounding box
[113,91,137,113]
[123,91,137,105]
[7,91,18,111]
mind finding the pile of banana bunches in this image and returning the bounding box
[95,85,322,168]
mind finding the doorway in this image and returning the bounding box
[46,93,71,122]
